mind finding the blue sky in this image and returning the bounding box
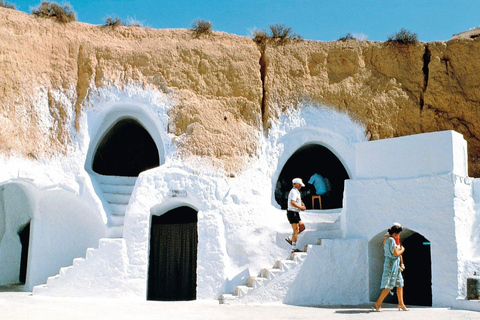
[9,0,480,42]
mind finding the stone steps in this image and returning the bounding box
[94,175,137,237]
[219,245,313,304]
[32,239,122,295]
[220,212,342,304]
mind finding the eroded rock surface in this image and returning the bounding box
[1,8,479,176]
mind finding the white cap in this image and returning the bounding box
[292,178,305,187]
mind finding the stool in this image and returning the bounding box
[312,195,322,209]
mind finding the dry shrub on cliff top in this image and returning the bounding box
[386,28,419,45]
[31,1,76,23]
[252,24,302,47]
[270,24,302,43]
[0,0,16,9]
[103,16,143,28]
[191,19,212,38]
[338,33,356,41]
[252,28,268,45]
[104,16,123,28]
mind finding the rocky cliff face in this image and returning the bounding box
[1,8,479,176]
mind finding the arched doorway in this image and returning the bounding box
[147,206,198,301]
[275,144,349,209]
[368,229,432,306]
[92,118,160,177]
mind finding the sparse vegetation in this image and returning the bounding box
[270,24,302,43]
[103,16,144,28]
[191,19,212,38]
[252,24,302,46]
[126,17,142,27]
[386,28,418,45]
[252,28,268,45]
[31,1,76,23]
[104,16,123,28]
[0,0,16,10]
[338,33,356,41]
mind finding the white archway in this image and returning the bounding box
[272,127,357,209]
[85,103,166,174]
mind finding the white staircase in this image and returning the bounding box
[220,244,313,303]
[220,210,342,304]
[95,175,137,237]
[32,238,129,296]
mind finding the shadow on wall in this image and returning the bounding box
[275,144,349,210]
[368,229,432,306]
[0,184,32,288]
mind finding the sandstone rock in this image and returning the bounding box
[1,8,480,176]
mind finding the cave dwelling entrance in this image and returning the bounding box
[275,144,349,210]
[88,116,163,235]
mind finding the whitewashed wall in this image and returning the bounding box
[345,130,473,306]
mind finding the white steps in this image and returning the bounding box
[220,212,342,304]
[33,239,124,295]
[94,174,137,237]
[235,285,253,297]
[220,247,313,304]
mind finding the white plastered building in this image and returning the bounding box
[0,96,479,311]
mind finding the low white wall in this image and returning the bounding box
[356,130,468,179]
[285,239,368,306]
[235,239,368,306]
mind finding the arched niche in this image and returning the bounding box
[92,118,159,177]
[275,144,349,210]
[368,229,432,306]
[147,206,198,301]
[85,104,166,178]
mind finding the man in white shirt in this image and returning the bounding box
[285,178,306,252]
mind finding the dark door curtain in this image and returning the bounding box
[148,215,197,301]
[18,222,30,284]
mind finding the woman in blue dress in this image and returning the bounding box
[373,224,409,311]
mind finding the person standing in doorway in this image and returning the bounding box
[285,178,306,253]
[373,223,409,312]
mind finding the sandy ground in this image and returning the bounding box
[1,292,479,320]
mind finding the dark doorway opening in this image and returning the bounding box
[369,230,432,306]
[147,206,198,301]
[402,233,432,306]
[92,118,159,177]
[17,222,30,284]
[275,144,349,209]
